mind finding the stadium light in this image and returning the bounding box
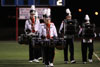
[95,11,99,15]
[78,8,82,12]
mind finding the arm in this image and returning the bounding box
[53,23,58,37]
[25,20,28,31]
[24,20,32,35]
[59,21,64,34]
[35,18,40,32]
[78,26,83,37]
[38,24,43,38]
[78,26,82,35]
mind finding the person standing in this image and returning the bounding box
[25,5,40,63]
[79,14,96,64]
[40,8,58,67]
[59,8,77,64]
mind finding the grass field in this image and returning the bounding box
[0,41,100,67]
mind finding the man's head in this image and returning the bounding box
[66,8,72,20]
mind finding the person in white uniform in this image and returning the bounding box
[24,5,40,63]
[40,8,58,67]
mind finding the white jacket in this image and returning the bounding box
[40,22,58,38]
[25,18,40,33]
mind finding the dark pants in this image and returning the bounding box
[64,38,75,61]
[81,42,94,62]
[29,38,41,60]
[43,41,55,65]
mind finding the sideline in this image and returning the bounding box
[93,52,100,61]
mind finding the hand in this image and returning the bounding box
[41,36,46,39]
[53,36,57,40]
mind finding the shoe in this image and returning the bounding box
[83,62,87,64]
[49,63,54,67]
[33,59,40,63]
[42,60,45,64]
[38,57,43,60]
[65,61,68,64]
[29,60,33,63]
[88,59,93,63]
[46,65,49,67]
[71,60,76,64]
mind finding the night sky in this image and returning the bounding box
[0,0,100,27]
[0,0,100,40]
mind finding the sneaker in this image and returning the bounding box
[71,60,76,64]
[88,59,93,63]
[33,59,40,63]
[65,61,68,64]
[49,63,54,67]
[38,57,43,60]
[83,62,87,64]
[29,60,33,63]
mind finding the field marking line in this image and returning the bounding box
[93,52,100,61]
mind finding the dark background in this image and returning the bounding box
[0,0,100,40]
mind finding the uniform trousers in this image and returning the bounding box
[43,41,55,65]
[64,38,75,61]
[81,42,94,62]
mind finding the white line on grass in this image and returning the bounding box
[93,52,100,61]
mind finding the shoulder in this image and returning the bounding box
[51,22,54,24]
[50,22,55,26]
[40,23,45,25]
[25,19,30,23]
[36,18,40,21]
[40,23,45,26]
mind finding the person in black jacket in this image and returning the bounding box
[78,14,96,64]
[59,8,77,64]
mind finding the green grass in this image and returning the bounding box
[0,41,100,67]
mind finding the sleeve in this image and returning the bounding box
[35,18,40,32]
[59,21,64,34]
[53,23,58,37]
[78,26,83,37]
[94,33,97,37]
[38,24,43,37]
[25,20,28,31]
[24,20,31,34]
[78,26,82,35]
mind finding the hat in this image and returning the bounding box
[85,14,90,23]
[30,5,35,10]
[43,8,51,18]
[85,14,90,21]
[30,5,36,14]
[46,8,51,17]
[66,8,71,16]
[43,9,47,15]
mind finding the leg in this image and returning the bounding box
[88,43,94,59]
[29,39,34,61]
[81,42,87,62]
[49,47,55,63]
[69,39,74,61]
[64,39,68,61]
[44,41,49,65]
